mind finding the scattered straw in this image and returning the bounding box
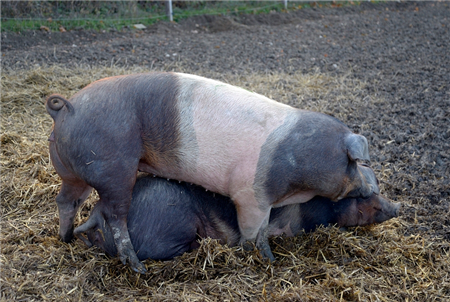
[1,66,449,301]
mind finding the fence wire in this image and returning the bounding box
[2,1,302,31]
[1,1,291,22]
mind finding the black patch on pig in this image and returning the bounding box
[119,73,182,169]
[255,111,350,203]
[50,73,183,214]
[299,197,343,231]
[125,176,240,261]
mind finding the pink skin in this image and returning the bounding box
[140,74,291,193]
[188,76,289,241]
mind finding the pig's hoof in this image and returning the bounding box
[130,260,147,274]
[73,231,93,248]
[119,251,147,274]
[257,241,276,262]
[242,240,255,251]
[60,232,75,243]
[259,248,276,263]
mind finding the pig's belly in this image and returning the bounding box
[139,136,264,197]
[269,222,295,237]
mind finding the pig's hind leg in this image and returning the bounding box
[50,142,93,242]
[56,181,93,243]
[77,172,147,274]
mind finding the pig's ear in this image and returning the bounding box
[345,134,370,162]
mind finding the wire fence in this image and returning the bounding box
[1,1,309,32]
[1,2,285,22]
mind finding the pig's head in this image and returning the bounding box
[336,192,401,227]
[309,132,380,202]
[256,113,384,206]
[333,133,375,201]
[334,162,401,226]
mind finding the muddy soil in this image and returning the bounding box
[1,0,449,289]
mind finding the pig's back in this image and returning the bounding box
[64,72,298,198]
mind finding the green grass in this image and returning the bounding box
[1,1,362,33]
[170,1,286,21]
[1,18,150,32]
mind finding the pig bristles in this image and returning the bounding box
[2,65,448,301]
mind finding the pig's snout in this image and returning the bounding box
[374,196,401,224]
[379,195,401,217]
[60,225,75,243]
[390,202,401,218]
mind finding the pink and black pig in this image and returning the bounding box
[46,72,378,273]
[76,171,400,261]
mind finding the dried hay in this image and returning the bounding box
[1,66,449,301]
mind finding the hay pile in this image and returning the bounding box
[1,66,449,301]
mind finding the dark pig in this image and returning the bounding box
[46,72,377,273]
[77,173,400,261]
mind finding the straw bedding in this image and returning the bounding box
[1,66,448,301]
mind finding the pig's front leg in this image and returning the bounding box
[255,214,274,261]
[235,193,274,261]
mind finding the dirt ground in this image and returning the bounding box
[1,1,449,301]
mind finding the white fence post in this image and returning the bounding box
[284,0,288,10]
[167,0,173,22]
